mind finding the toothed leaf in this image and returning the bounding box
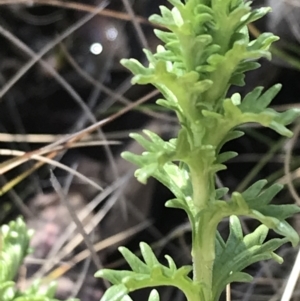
[213,216,288,301]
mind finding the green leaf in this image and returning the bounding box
[233,181,300,245]
[242,180,268,199]
[236,61,260,73]
[165,198,193,216]
[96,242,196,301]
[119,247,150,274]
[0,281,15,301]
[99,284,129,301]
[153,30,176,44]
[148,290,160,301]
[95,270,136,285]
[240,85,282,113]
[226,272,253,284]
[165,255,177,273]
[0,218,32,284]
[0,218,73,301]
[120,59,153,80]
[217,151,238,164]
[215,187,229,200]
[140,242,161,269]
[244,7,271,24]
[213,216,288,301]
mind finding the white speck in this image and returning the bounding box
[105,27,118,41]
[89,43,103,55]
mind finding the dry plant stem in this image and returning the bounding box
[29,176,127,280]
[0,132,120,143]
[2,90,158,168]
[0,6,123,190]
[71,254,92,298]
[281,123,300,301]
[45,221,150,282]
[0,133,110,143]
[281,247,300,301]
[34,177,130,279]
[0,16,121,197]
[32,164,157,285]
[0,148,103,191]
[0,2,107,100]
[121,0,148,49]
[226,284,231,301]
[60,42,175,122]
[0,140,119,198]
[284,122,300,206]
[50,170,103,270]
[27,168,149,287]
[0,0,151,25]
[0,89,159,196]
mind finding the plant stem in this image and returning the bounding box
[191,168,209,210]
[190,163,216,301]
[192,214,217,301]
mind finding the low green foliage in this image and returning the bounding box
[95,0,300,301]
[0,218,77,301]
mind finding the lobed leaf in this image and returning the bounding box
[95,242,196,301]
[213,216,288,301]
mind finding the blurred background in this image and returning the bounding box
[0,0,300,300]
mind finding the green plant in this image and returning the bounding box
[95,1,300,301]
[0,217,77,301]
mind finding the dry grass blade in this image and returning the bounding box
[121,0,148,48]
[0,148,103,192]
[0,2,108,100]
[0,140,120,196]
[0,132,123,143]
[226,284,231,301]
[32,177,129,279]
[50,170,103,270]
[281,247,300,301]
[42,220,150,283]
[71,255,92,298]
[0,133,71,143]
[0,89,158,177]
[60,42,174,122]
[0,7,109,163]
[0,141,119,175]
[0,0,151,24]
[30,173,132,280]
[284,122,300,205]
